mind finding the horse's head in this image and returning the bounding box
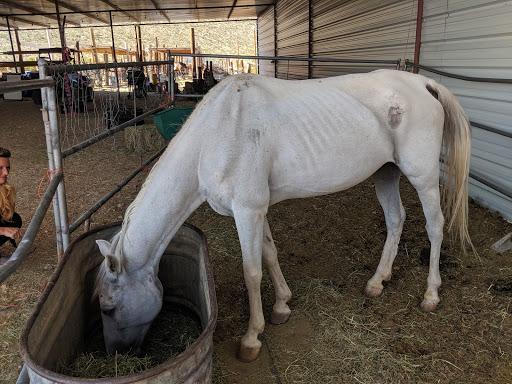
[95,239,163,356]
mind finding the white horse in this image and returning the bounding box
[95,70,472,362]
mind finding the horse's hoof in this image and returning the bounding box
[238,344,260,363]
[365,284,383,298]
[270,309,290,325]
[420,299,439,312]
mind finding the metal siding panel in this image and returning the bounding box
[421,0,512,221]
[311,0,417,77]
[257,5,276,77]
[276,0,309,79]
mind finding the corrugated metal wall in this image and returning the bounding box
[311,0,416,77]
[257,0,417,79]
[257,5,275,77]
[420,0,512,221]
[256,0,511,221]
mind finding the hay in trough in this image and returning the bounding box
[61,304,201,378]
[124,123,167,152]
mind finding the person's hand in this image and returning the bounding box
[0,227,23,239]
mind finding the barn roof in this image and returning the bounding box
[0,1,275,29]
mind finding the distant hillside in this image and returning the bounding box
[0,20,256,69]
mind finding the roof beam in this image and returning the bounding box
[44,0,110,24]
[0,0,79,26]
[149,0,170,23]
[98,0,140,22]
[227,0,238,19]
[2,15,49,28]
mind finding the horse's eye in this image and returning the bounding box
[102,308,115,316]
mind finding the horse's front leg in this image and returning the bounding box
[234,208,266,362]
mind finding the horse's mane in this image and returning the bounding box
[92,157,164,300]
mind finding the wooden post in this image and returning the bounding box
[254,29,258,74]
[90,28,99,64]
[75,41,79,63]
[5,17,18,73]
[135,24,143,62]
[190,27,196,79]
[46,28,53,61]
[125,42,129,62]
[14,28,24,73]
[54,0,68,63]
[237,41,240,73]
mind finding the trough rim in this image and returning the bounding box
[19,221,218,383]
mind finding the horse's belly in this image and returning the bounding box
[268,133,393,205]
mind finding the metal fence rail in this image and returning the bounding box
[0,172,62,284]
[405,60,512,84]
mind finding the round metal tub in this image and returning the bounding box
[20,222,217,383]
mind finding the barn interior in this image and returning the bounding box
[0,1,511,383]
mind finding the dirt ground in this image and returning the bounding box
[0,97,511,384]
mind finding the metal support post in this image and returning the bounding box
[38,58,64,256]
[167,52,174,104]
[38,58,70,256]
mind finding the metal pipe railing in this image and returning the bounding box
[405,60,512,84]
[46,59,175,75]
[470,121,512,139]
[0,78,54,93]
[61,106,165,158]
[46,56,400,75]
[0,172,62,284]
[68,146,166,233]
[469,170,512,199]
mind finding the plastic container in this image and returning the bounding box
[151,107,194,140]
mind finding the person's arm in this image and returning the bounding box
[0,226,23,239]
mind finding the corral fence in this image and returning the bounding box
[0,52,509,383]
[1,54,511,288]
[1,54,511,289]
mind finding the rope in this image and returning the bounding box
[38,169,63,199]
[402,0,416,68]
[1,281,47,309]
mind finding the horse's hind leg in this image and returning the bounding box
[262,216,292,325]
[366,163,406,297]
[408,176,444,312]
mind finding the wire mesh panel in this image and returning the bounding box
[46,61,182,233]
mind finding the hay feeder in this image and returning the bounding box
[19,222,217,383]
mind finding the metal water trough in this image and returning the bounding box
[19,222,217,383]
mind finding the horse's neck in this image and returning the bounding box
[121,140,203,270]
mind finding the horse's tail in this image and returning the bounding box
[426,79,475,254]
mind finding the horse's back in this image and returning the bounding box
[192,71,443,208]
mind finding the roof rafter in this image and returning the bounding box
[98,0,141,22]
[149,0,170,23]
[0,0,80,26]
[2,15,49,28]
[227,0,238,19]
[44,0,110,24]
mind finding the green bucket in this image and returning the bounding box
[152,107,194,140]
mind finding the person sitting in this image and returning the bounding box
[0,147,23,249]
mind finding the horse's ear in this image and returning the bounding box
[96,240,122,280]
[96,239,112,256]
[105,254,122,280]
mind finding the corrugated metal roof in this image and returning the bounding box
[0,1,276,29]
